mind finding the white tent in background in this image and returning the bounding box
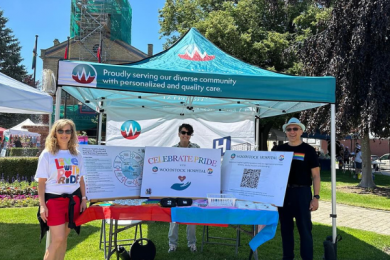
[4,119,41,137]
[0,72,52,114]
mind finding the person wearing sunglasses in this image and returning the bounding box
[35,119,87,260]
[168,123,200,253]
[274,117,320,260]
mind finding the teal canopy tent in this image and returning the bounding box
[58,28,335,119]
[56,28,338,247]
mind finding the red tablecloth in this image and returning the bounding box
[75,205,172,226]
[75,204,228,227]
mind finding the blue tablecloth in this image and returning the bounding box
[171,207,279,251]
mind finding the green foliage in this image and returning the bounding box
[7,148,39,157]
[159,0,331,74]
[299,0,390,138]
[0,157,38,180]
[87,138,97,145]
[0,10,27,80]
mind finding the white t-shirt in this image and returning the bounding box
[35,149,85,195]
[355,151,362,163]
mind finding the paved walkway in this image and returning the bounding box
[312,201,390,236]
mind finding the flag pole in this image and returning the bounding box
[32,35,38,87]
[65,36,70,59]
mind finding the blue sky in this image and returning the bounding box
[0,0,167,82]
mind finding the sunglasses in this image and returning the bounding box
[57,129,73,135]
[180,131,193,136]
[286,127,301,132]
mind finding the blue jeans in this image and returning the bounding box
[278,186,313,260]
[168,222,196,246]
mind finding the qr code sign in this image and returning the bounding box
[240,168,261,189]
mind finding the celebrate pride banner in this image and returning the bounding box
[141,146,221,198]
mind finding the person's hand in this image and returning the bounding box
[309,198,319,211]
[40,204,48,223]
[80,199,88,213]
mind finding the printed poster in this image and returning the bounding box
[80,145,144,200]
[221,150,293,207]
[141,147,221,198]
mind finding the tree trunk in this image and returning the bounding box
[358,131,376,188]
[257,122,273,151]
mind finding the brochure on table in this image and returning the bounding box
[221,150,293,207]
[141,146,221,198]
[80,145,145,200]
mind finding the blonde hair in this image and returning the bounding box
[45,119,79,155]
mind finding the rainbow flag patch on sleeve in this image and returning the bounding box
[293,153,305,161]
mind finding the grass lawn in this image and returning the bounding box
[0,207,389,260]
[320,170,390,210]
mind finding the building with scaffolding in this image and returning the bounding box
[41,0,153,79]
[70,0,133,62]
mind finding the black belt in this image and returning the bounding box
[287,184,309,188]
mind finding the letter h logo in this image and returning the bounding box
[213,136,231,156]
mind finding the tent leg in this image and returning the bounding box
[48,113,52,130]
[255,117,260,151]
[54,87,62,122]
[330,104,337,242]
[98,112,103,145]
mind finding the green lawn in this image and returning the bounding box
[0,207,389,260]
[320,170,390,210]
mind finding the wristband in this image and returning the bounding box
[82,196,87,200]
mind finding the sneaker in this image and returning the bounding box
[189,244,197,252]
[168,244,177,253]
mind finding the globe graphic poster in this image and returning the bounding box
[113,150,144,187]
[80,145,145,200]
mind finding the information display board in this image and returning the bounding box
[80,145,144,200]
[141,147,221,198]
[221,150,293,207]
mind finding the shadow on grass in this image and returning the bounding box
[0,222,100,260]
[145,222,390,260]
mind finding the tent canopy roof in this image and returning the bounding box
[3,119,41,137]
[0,72,53,114]
[58,28,335,118]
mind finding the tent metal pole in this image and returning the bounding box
[330,104,337,243]
[98,112,103,145]
[55,87,62,122]
[255,117,260,151]
[48,113,52,130]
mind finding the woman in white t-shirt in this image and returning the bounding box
[35,119,87,260]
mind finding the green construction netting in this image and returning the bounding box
[70,0,132,45]
[52,105,97,131]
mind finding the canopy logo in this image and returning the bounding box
[72,64,96,84]
[121,120,141,140]
[279,155,285,161]
[178,45,215,61]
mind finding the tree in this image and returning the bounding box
[22,74,40,89]
[298,0,390,188]
[0,10,27,80]
[159,0,330,150]
[0,10,35,129]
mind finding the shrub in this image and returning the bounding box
[8,148,40,157]
[0,157,39,180]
